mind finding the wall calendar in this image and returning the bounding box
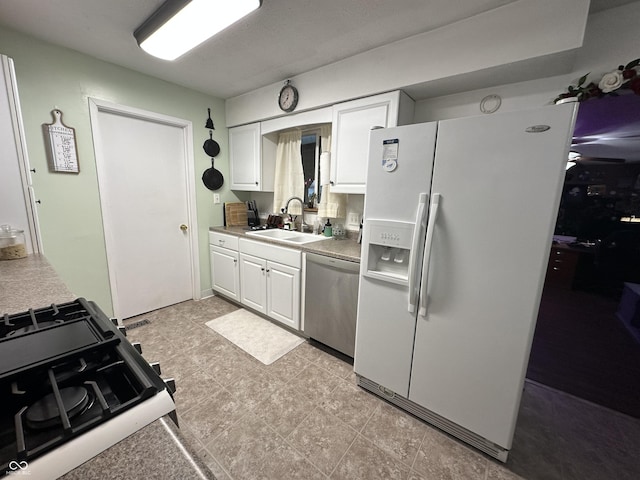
[43,109,79,173]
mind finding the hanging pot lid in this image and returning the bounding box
[203,130,220,157]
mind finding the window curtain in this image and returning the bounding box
[317,124,347,219]
[273,129,303,216]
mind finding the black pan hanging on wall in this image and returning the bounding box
[202,157,224,190]
[203,130,220,157]
[201,108,223,190]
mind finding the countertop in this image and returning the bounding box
[0,254,75,315]
[210,226,362,263]
[0,254,215,480]
[61,416,214,480]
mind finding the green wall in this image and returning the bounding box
[0,27,238,317]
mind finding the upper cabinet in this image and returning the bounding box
[229,123,276,191]
[330,91,414,194]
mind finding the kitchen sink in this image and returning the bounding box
[246,228,332,245]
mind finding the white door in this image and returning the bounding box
[89,99,198,320]
[0,55,40,254]
[409,104,577,449]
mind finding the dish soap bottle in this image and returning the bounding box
[323,219,332,237]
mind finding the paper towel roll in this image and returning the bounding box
[320,151,331,186]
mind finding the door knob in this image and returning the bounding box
[180,224,188,231]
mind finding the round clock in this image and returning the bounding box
[278,81,298,112]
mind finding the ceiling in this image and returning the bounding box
[0,0,632,101]
[0,0,637,162]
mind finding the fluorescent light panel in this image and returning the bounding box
[135,0,261,61]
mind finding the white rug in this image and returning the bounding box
[205,309,305,365]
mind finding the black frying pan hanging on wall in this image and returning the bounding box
[202,157,224,190]
[203,130,220,157]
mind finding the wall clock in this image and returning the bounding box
[278,80,298,113]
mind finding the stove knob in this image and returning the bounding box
[117,326,127,337]
[131,342,142,354]
[164,377,176,394]
[150,362,161,375]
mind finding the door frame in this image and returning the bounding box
[88,98,200,318]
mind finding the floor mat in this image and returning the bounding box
[205,309,304,365]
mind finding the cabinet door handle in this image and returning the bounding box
[233,259,237,264]
[266,269,270,273]
[255,181,259,185]
[261,267,265,271]
[329,180,334,185]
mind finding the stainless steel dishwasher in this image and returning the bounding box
[304,252,360,357]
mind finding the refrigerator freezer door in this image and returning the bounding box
[354,122,437,397]
[361,122,437,222]
[409,104,577,449]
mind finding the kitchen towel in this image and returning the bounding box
[205,309,304,365]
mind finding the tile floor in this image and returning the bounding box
[124,296,640,480]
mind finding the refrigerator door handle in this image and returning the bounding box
[408,193,428,313]
[419,193,441,317]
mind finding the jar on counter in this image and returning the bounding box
[332,223,346,240]
[0,225,27,260]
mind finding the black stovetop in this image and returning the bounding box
[0,298,169,475]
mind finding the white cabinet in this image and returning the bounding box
[239,239,302,330]
[229,123,261,191]
[266,261,300,329]
[229,122,276,191]
[239,253,267,313]
[330,90,414,194]
[209,232,240,301]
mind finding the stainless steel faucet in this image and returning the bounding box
[281,196,309,231]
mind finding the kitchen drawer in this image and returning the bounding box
[239,238,301,268]
[545,247,579,288]
[209,231,239,251]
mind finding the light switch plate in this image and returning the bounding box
[213,194,220,204]
[347,212,360,226]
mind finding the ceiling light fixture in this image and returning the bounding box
[134,0,261,61]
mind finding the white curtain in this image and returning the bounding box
[273,129,303,215]
[317,124,347,219]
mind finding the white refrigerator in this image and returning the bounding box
[354,104,577,461]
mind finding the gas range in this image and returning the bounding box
[0,298,176,479]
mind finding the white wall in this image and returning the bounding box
[225,0,589,127]
[414,1,640,122]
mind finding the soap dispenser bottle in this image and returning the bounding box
[323,219,332,237]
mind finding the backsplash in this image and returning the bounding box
[235,192,364,231]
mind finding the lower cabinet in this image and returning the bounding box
[266,261,300,329]
[238,253,267,313]
[239,252,301,330]
[209,241,240,301]
[209,234,302,330]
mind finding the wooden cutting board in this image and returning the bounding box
[224,202,248,226]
